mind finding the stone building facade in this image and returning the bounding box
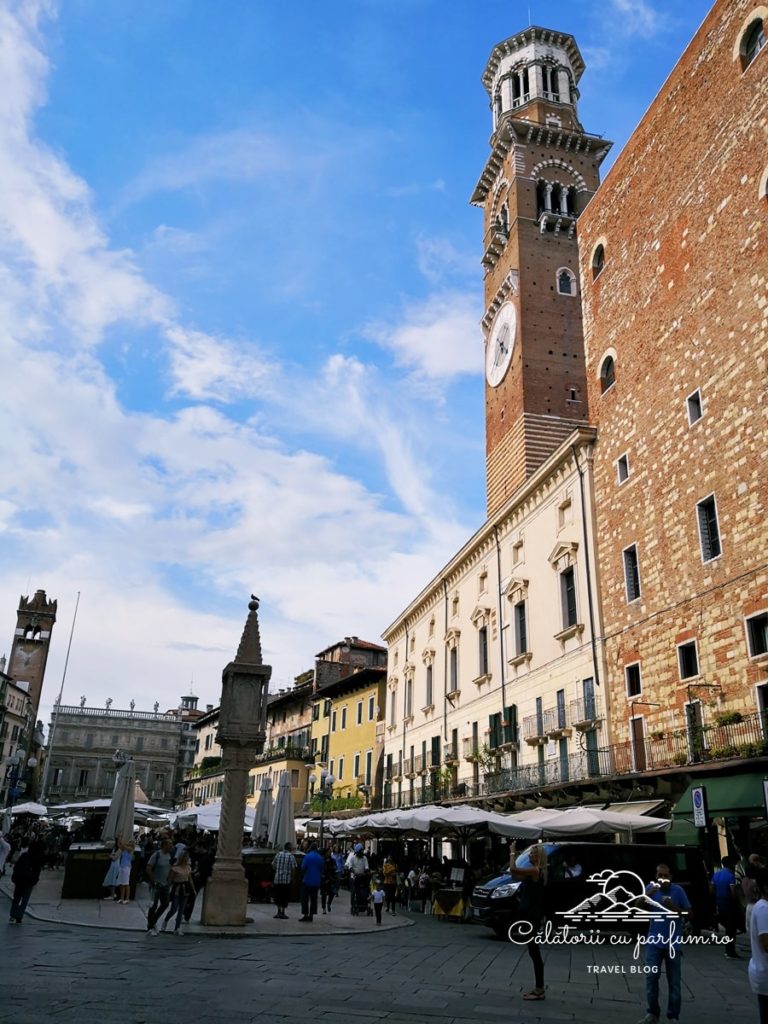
[382,430,612,809]
[46,701,185,807]
[577,0,768,789]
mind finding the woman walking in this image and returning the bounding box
[162,848,196,935]
[509,841,548,1002]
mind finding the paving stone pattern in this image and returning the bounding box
[0,894,756,1024]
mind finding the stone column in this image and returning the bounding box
[202,597,270,927]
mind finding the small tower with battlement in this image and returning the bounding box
[7,590,57,719]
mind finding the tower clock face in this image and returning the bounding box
[485,301,517,387]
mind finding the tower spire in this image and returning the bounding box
[235,595,263,665]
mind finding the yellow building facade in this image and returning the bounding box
[310,667,386,804]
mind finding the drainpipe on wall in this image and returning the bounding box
[571,443,601,691]
[494,525,508,716]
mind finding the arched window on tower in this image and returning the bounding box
[557,269,576,296]
[542,65,559,100]
[496,203,509,235]
[494,92,503,125]
[741,18,766,70]
[600,355,616,394]
[566,186,578,216]
[592,243,606,280]
[536,180,548,217]
[511,67,530,107]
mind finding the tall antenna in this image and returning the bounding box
[528,3,532,26]
[39,590,81,804]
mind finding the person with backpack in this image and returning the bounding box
[160,848,196,935]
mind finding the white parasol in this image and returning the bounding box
[100,760,136,844]
[251,775,274,845]
[267,771,295,850]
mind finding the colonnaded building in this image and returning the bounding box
[382,0,768,850]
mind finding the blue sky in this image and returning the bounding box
[0,0,714,723]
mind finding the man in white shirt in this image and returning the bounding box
[748,867,768,1024]
[345,844,369,875]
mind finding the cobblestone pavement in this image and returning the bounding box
[0,901,757,1024]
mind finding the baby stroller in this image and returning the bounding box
[351,873,370,916]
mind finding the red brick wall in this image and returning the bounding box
[578,0,768,740]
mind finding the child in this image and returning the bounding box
[372,882,385,925]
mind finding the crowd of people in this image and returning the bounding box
[270,838,472,924]
[8,815,768,1020]
[101,829,217,936]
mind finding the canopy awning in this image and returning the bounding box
[673,772,768,818]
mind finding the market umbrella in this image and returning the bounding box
[47,798,168,818]
[251,775,274,845]
[267,771,295,850]
[8,802,47,817]
[489,805,671,838]
[100,760,136,845]
[170,801,256,832]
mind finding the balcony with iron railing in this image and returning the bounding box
[378,712,768,811]
[254,744,312,766]
[443,743,459,764]
[570,695,603,730]
[543,706,571,739]
[522,713,546,745]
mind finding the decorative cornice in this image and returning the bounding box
[471,120,611,206]
[482,271,519,334]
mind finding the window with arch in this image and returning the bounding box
[600,355,616,394]
[557,268,577,295]
[742,17,766,70]
[592,243,606,279]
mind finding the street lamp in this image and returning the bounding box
[3,747,38,809]
[308,769,335,849]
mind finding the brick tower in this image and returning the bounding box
[7,589,57,718]
[470,27,612,516]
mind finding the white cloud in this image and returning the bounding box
[0,1,481,724]
[120,128,294,206]
[610,0,665,38]
[146,225,208,256]
[165,326,277,404]
[415,235,476,284]
[365,290,482,380]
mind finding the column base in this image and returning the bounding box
[201,859,249,926]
